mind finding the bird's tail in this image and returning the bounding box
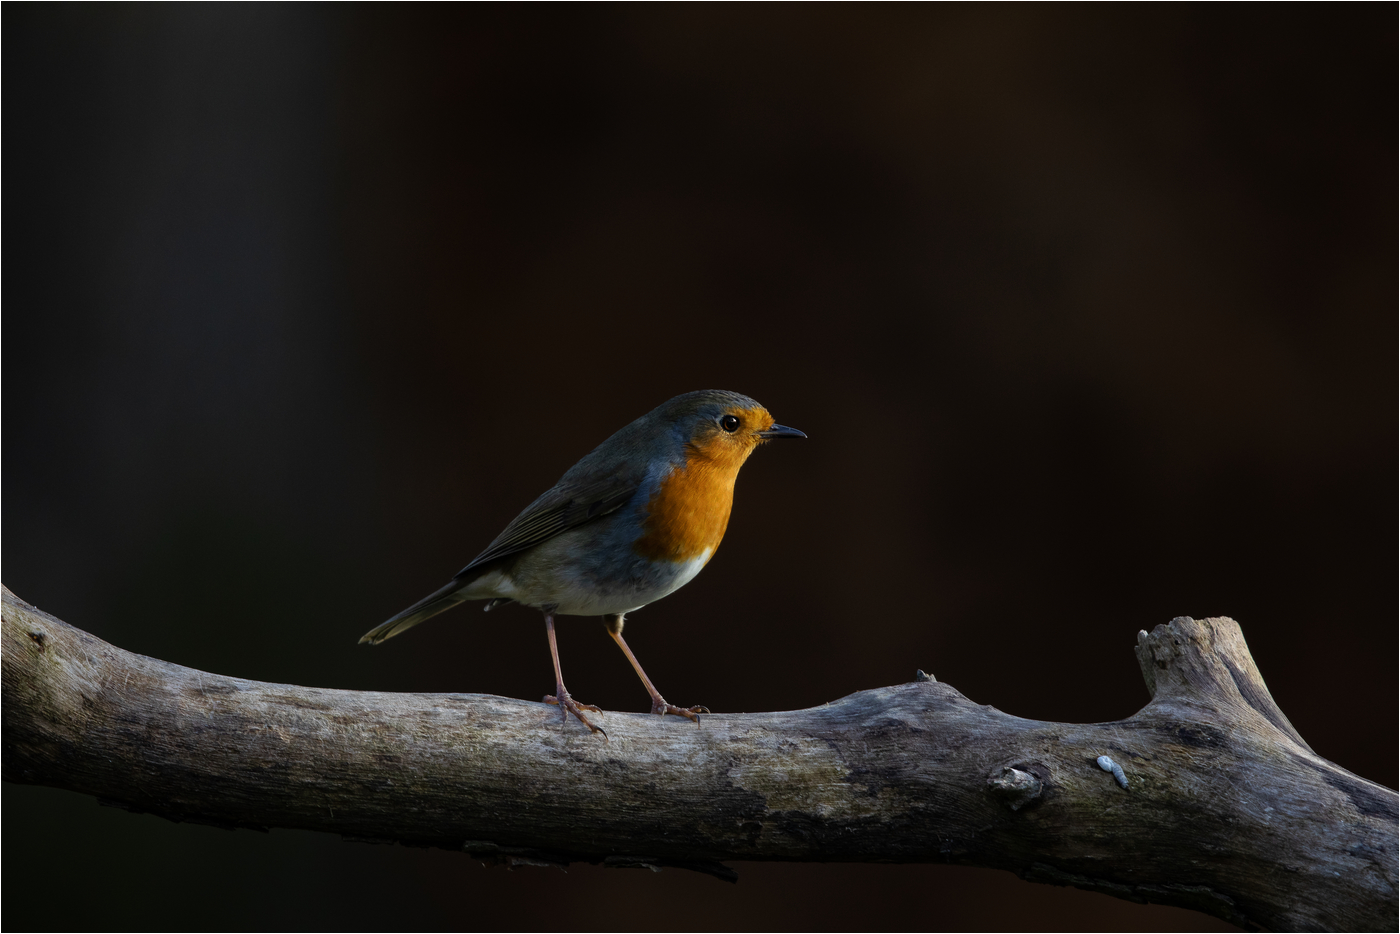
[359,579,471,645]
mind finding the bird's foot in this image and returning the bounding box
[542,692,606,737]
[651,698,709,724]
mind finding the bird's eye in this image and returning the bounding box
[719,414,741,433]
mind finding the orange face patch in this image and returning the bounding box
[632,405,774,563]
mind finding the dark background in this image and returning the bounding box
[4,5,1394,931]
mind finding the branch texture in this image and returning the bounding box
[2,586,1394,930]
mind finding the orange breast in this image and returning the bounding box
[632,449,745,563]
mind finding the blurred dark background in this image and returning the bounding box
[4,5,1393,931]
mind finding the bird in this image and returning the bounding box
[359,389,805,736]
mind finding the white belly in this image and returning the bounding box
[461,539,714,617]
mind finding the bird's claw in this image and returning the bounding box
[543,692,606,737]
[542,694,602,713]
[651,699,709,724]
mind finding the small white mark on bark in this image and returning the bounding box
[1097,755,1129,789]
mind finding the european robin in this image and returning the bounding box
[360,390,805,735]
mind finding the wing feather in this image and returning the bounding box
[452,469,641,578]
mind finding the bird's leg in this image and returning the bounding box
[540,610,605,737]
[604,614,708,724]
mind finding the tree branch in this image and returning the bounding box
[2,585,1393,930]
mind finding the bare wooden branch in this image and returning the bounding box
[3,585,1394,930]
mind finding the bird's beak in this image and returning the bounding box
[757,424,807,440]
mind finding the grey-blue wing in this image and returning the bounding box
[453,470,641,579]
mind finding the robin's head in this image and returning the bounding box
[659,390,806,468]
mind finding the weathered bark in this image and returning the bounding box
[2,585,1394,930]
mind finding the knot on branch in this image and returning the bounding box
[987,766,1043,811]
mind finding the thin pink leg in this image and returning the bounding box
[540,612,605,736]
[606,615,708,724]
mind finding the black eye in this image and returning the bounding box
[719,414,741,433]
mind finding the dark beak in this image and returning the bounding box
[758,424,807,440]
